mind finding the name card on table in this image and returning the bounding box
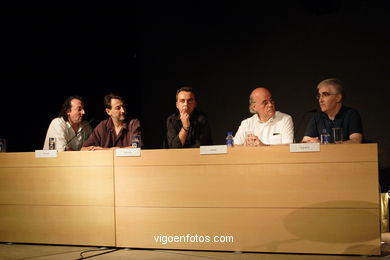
[200,145,228,155]
[289,143,320,153]
[35,150,58,158]
[115,148,141,157]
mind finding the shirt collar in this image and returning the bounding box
[65,120,72,129]
[64,119,80,132]
[337,105,346,116]
[65,118,85,132]
[255,113,275,124]
[321,105,346,121]
[107,117,128,131]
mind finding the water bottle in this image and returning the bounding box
[226,132,234,147]
[49,137,56,150]
[131,135,141,148]
[320,129,330,144]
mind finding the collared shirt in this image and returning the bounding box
[166,109,213,148]
[304,106,363,143]
[43,117,92,152]
[234,111,294,145]
[82,117,141,148]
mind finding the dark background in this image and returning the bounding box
[1,3,389,189]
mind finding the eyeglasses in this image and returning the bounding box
[259,98,275,106]
[316,92,338,100]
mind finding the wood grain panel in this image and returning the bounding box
[0,145,380,254]
[114,144,377,167]
[0,205,115,246]
[0,167,114,206]
[115,162,379,208]
[0,151,113,167]
[115,207,380,255]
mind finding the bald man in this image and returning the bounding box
[234,87,294,146]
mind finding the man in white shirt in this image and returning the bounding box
[234,88,294,146]
[43,96,92,151]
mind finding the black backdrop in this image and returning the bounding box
[1,3,389,189]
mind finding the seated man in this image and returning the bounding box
[302,78,363,144]
[234,87,294,146]
[81,93,141,150]
[43,95,92,151]
[166,86,213,148]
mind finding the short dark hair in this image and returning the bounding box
[104,93,125,109]
[59,95,84,121]
[176,86,196,101]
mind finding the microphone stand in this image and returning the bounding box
[63,118,94,150]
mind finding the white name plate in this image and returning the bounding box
[289,143,320,153]
[115,148,141,157]
[35,150,58,158]
[200,145,228,155]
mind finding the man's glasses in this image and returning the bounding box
[316,92,338,100]
[260,98,275,106]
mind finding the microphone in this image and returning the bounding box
[294,109,318,143]
[64,117,94,149]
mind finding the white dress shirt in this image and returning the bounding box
[234,111,294,145]
[43,117,92,152]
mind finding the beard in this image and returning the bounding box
[118,114,126,121]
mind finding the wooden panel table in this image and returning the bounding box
[0,151,115,246]
[114,144,380,255]
[0,144,380,255]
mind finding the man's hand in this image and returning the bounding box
[301,136,320,143]
[180,107,190,130]
[244,134,266,146]
[81,146,106,151]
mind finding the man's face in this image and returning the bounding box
[67,99,85,125]
[176,91,197,115]
[106,98,126,121]
[251,90,275,122]
[317,84,341,113]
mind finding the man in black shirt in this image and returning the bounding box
[302,79,363,144]
[166,86,213,148]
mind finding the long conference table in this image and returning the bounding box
[0,144,380,255]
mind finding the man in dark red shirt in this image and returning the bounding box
[81,93,141,150]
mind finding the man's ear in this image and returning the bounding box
[336,93,342,103]
[251,103,256,112]
[105,108,111,116]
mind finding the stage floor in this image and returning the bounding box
[1,233,390,260]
